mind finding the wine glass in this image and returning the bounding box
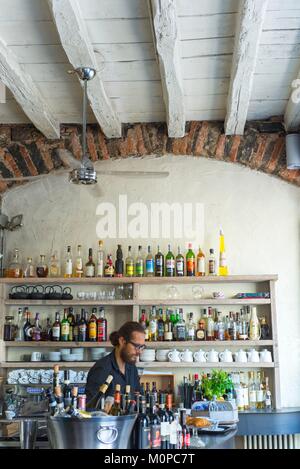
[189,427,206,448]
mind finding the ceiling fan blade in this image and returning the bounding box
[96,170,169,178]
[56,149,82,169]
[0,168,69,182]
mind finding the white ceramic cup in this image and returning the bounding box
[155,350,170,362]
[31,352,42,362]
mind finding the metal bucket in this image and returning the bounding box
[47,414,137,449]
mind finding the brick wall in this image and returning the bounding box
[0,121,299,192]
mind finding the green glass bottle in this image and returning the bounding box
[155,245,164,277]
[186,243,195,277]
[165,244,175,277]
[60,309,70,342]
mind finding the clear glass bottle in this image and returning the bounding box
[125,246,134,277]
[85,248,95,277]
[7,248,23,278]
[145,245,154,277]
[196,246,205,276]
[208,248,216,275]
[135,245,144,277]
[148,306,158,342]
[176,309,186,341]
[32,313,42,341]
[49,251,60,277]
[14,308,23,341]
[64,246,73,278]
[186,312,196,341]
[36,255,48,277]
[248,371,257,410]
[23,257,35,278]
[96,240,104,277]
[265,377,272,409]
[75,245,83,278]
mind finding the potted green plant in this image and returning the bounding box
[201,370,233,400]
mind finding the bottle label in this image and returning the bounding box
[187,329,195,340]
[52,326,60,338]
[61,323,70,336]
[126,265,134,276]
[176,325,186,340]
[196,329,205,340]
[104,265,114,277]
[136,263,144,276]
[186,259,195,275]
[75,259,83,273]
[166,259,175,271]
[150,320,157,334]
[249,390,256,403]
[164,331,173,341]
[160,422,170,437]
[85,265,95,277]
[146,259,154,273]
[197,258,205,274]
[182,431,190,448]
[256,390,264,402]
[65,260,73,275]
[97,323,107,341]
[176,260,184,275]
[139,427,151,449]
[150,425,161,448]
[96,260,104,277]
[89,323,97,340]
[219,252,227,267]
[209,260,216,274]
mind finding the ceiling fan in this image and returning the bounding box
[0,67,169,186]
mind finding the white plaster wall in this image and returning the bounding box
[3,155,300,407]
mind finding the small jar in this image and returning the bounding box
[36,255,48,278]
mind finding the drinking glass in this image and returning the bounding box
[190,427,206,448]
[192,286,204,299]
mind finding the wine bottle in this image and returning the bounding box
[218,228,228,276]
[115,244,124,277]
[157,394,170,449]
[149,394,161,449]
[165,245,175,277]
[110,384,123,416]
[155,246,164,277]
[135,397,151,449]
[86,374,113,410]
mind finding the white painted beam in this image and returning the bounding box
[149,0,185,137]
[0,38,60,138]
[0,82,5,104]
[48,0,122,138]
[225,0,268,135]
[284,76,300,131]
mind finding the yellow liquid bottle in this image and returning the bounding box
[218,228,228,276]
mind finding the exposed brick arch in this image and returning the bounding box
[0,121,299,192]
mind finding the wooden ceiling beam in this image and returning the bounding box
[225,0,268,135]
[48,0,122,138]
[149,0,185,138]
[0,38,60,138]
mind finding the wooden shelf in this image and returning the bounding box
[5,300,134,306]
[138,362,275,368]
[0,275,278,285]
[4,341,113,348]
[137,299,271,305]
[1,362,94,368]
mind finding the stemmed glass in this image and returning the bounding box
[189,427,206,448]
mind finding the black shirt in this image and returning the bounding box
[85,350,141,402]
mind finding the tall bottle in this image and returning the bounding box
[14,308,23,341]
[180,409,190,449]
[165,245,175,277]
[7,248,23,278]
[75,245,83,278]
[158,394,170,449]
[175,246,184,276]
[110,384,123,416]
[149,306,158,342]
[135,245,144,277]
[96,240,105,277]
[23,257,35,278]
[85,248,95,277]
[249,307,261,340]
[115,244,124,277]
[73,313,80,342]
[88,308,97,342]
[52,312,61,342]
[32,313,42,341]
[196,246,205,276]
[157,308,165,342]
[97,307,107,342]
[186,312,196,341]
[145,246,154,277]
[64,246,73,278]
[36,255,48,277]
[265,377,272,409]
[218,228,228,276]
[186,244,195,276]
[149,395,161,449]
[125,246,134,277]
[135,397,151,449]
[176,309,186,341]
[49,251,60,277]
[208,248,216,275]
[78,309,87,342]
[86,374,113,410]
[60,309,70,342]
[104,254,114,277]
[155,246,164,277]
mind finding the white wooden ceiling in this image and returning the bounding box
[1,0,300,138]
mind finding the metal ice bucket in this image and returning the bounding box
[47,414,137,449]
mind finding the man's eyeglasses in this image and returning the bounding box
[127,340,146,351]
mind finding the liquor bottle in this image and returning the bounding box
[3,316,14,341]
[110,384,123,416]
[249,307,261,340]
[218,228,228,276]
[208,248,216,275]
[97,307,107,342]
[248,372,257,410]
[155,246,164,277]
[67,308,75,342]
[170,310,178,340]
[196,316,206,341]
[7,248,23,278]
[239,311,249,340]
[49,251,60,277]
[85,248,95,277]
[36,254,48,277]
[14,308,23,341]
[42,317,52,341]
[52,312,61,341]
[88,308,97,342]
[64,246,73,278]
[135,245,144,277]
[124,385,131,412]
[135,397,151,449]
[125,246,134,277]
[192,374,202,402]
[186,312,196,341]
[96,240,105,277]
[73,313,80,342]
[206,309,215,341]
[78,309,87,342]
[115,244,124,277]
[175,246,184,276]
[164,310,173,341]
[71,387,78,412]
[186,243,195,276]
[86,374,113,410]
[63,370,72,408]
[145,246,154,277]
[152,382,158,404]
[32,313,42,341]
[104,254,114,277]
[149,306,158,342]
[196,246,205,276]
[158,394,170,449]
[260,317,270,339]
[23,257,35,278]
[240,372,249,410]
[52,364,60,393]
[180,409,190,449]
[60,309,70,342]
[176,309,186,341]
[157,308,165,341]
[75,245,83,278]
[217,312,225,341]
[256,372,264,409]
[139,309,147,330]
[165,245,175,277]
[265,377,272,409]
[149,395,161,449]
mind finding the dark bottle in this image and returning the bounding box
[36,254,48,277]
[151,382,158,404]
[149,394,161,449]
[180,409,190,449]
[86,374,113,410]
[88,308,97,342]
[115,244,124,277]
[110,384,123,416]
[60,309,70,342]
[157,309,164,341]
[52,312,61,341]
[78,309,87,342]
[23,308,33,341]
[73,313,80,342]
[63,370,72,408]
[165,244,175,277]
[46,389,58,416]
[155,245,164,277]
[67,308,75,342]
[97,307,107,342]
[4,316,14,341]
[158,394,170,449]
[135,397,151,449]
[260,317,270,339]
[166,394,175,449]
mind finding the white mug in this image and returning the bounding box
[180,349,193,362]
[219,349,233,363]
[5,410,15,420]
[205,350,219,362]
[155,349,170,362]
[168,349,181,362]
[234,349,248,363]
[247,348,260,363]
[193,350,207,363]
[259,349,272,363]
[31,352,42,362]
